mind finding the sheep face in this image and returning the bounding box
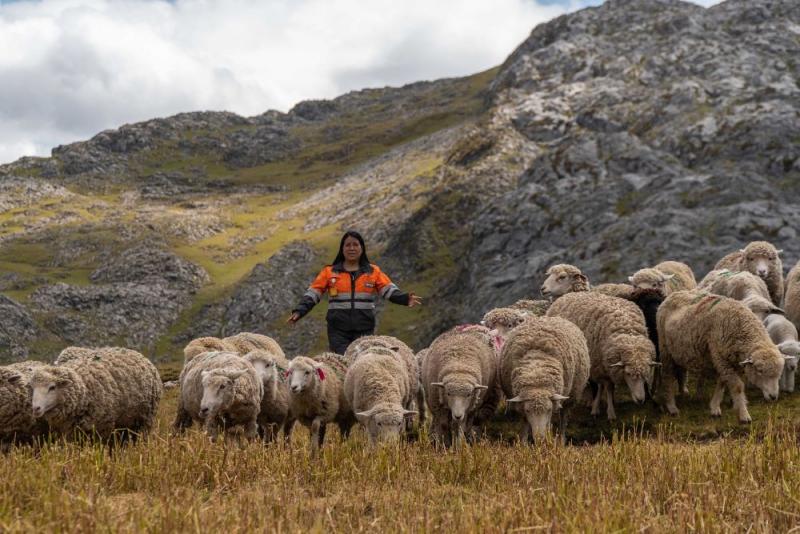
[777,342,799,392]
[507,391,567,440]
[355,403,416,443]
[629,269,672,295]
[432,379,487,423]
[740,244,780,280]
[741,348,784,401]
[609,361,647,404]
[30,369,72,419]
[200,370,245,419]
[541,265,587,300]
[287,358,319,394]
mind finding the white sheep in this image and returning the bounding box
[546,291,657,421]
[785,260,800,332]
[421,326,499,445]
[714,241,784,305]
[763,314,799,393]
[287,353,354,453]
[30,348,163,442]
[173,351,263,442]
[653,261,697,295]
[698,269,782,320]
[0,361,46,447]
[223,332,286,359]
[183,336,238,363]
[657,291,785,423]
[540,264,590,300]
[500,316,590,442]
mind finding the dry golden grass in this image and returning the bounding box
[1,389,799,532]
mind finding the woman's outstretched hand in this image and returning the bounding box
[286,312,301,325]
[408,293,423,308]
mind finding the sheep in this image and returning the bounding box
[499,316,590,442]
[222,332,286,360]
[183,336,237,363]
[628,268,672,297]
[698,270,783,320]
[415,349,429,423]
[54,346,96,364]
[785,260,800,331]
[343,348,417,444]
[657,290,785,423]
[540,264,590,300]
[714,241,784,305]
[653,261,697,295]
[509,299,550,316]
[286,353,354,453]
[30,348,163,442]
[241,350,294,442]
[421,327,499,446]
[482,307,530,338]
[0,361,47,447]
[173,351,263,442]
[546,291,657,421]
[763,314,799,393]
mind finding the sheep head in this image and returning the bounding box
[629,268,673,295]
[609,339,656,404]
[541,264,589,300]
[200,368,247,419]
[740,346,784,401]
[355,402,416,444]
[30,367,74,419]
[431,376,487,423]
[740,241,782,280]
[507,391,568,439]
[742,295,783,321]
[287,356,324,394]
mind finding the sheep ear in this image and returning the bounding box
[770,306,785,315]
[649,362,662,367]
[431,382,445,389]
[663,274,675,280]
[739,358,754,366]
[576,274,588,283]
[776,249,783,255]
[403,409,418,418]
[550,394,569,401]
[5,373,22,384]
[739,248,746,254]
[783,354,797,361]
[390,346,400,353]
[627,276,635,283]
[610,361,625,368]
[227,370,247,381]
[506,396,525,404]
[473,385,489,391]
[355,408,376,423]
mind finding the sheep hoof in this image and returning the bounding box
[710,409,722,418]
[738,416,752,424]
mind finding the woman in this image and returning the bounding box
[288,230,422,354]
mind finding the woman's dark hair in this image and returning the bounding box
[332,230,371,270]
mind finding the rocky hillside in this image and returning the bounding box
[1,0,798,364]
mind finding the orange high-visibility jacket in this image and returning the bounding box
[293,263,409,331]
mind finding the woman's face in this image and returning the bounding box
[343,236,363,262]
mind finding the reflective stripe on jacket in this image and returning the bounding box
[293,262,409,331]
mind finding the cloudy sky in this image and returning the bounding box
[0,0,719,165]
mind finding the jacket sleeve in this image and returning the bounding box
[293,268,329,318]
[374,266,411,306]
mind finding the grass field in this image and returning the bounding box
[1,388,799,532]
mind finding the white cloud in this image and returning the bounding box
[0,0,581,164]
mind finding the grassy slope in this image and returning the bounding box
[0,68,497,363]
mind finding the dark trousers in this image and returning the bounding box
[327,324,374,355]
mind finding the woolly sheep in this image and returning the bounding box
[540,264,590,300]
[653,261,697,295]
[482,307,530,338]
[714,241,784,305]
[183,336,237,363]
[344,335,420,431]
[344,349,417,443]
[763,314,799,393]
[785,260,800,331]
[31,348,163,442]
[500,317,590,442]
[657,291,785,423]
[173,351,263,441]
[0,361,46,446]
[287,353,354,453]
[242,350,294,442]
[546,292,657,421]
[54,346,96,364]
[698,270,783,320]
[223,332,286,359]
[421,327,499,445]
[629,268,672,297]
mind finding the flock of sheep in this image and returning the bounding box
[1,240,799,450]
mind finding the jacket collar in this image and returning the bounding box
[332,261,372,275]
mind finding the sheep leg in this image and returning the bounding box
[310,418,322,454]
[172,401,193,434]
[318,422,327,448]
[518,423,530,445]
[660,358,680,416]
[591,382,604,417]
[724,375,751,424]
[244,418,259,441]
[709,380,725,417]
[417,387,427,424]
[605,382,617,421]
[204,417,220,442]
[694,374,706,400]
[282,418,295,446]
[338,419,354,441]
